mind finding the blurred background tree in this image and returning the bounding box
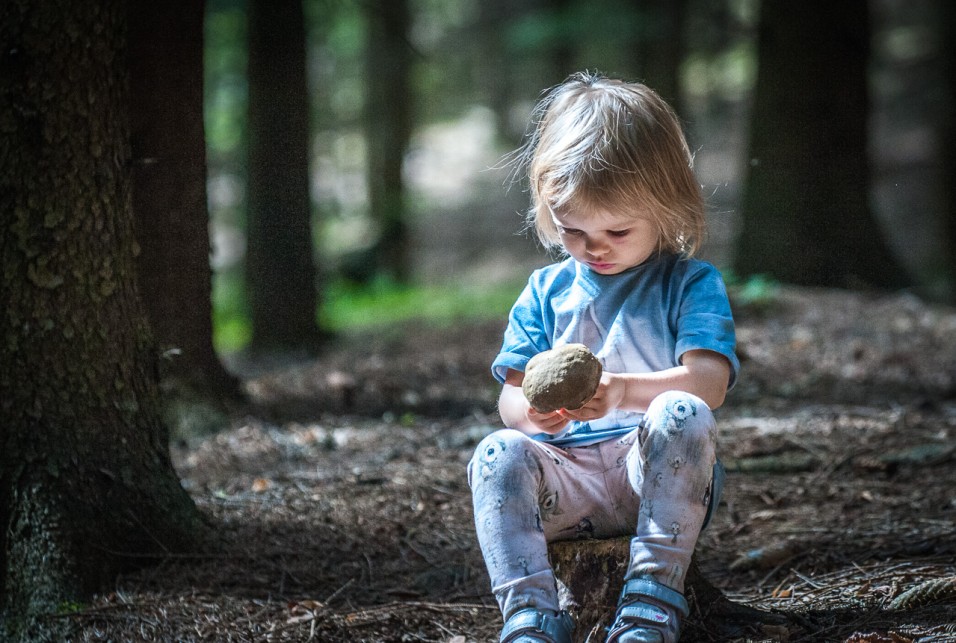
[200,0,954,358]
[129,0,240,399]
[360,0,414,283]
[944,2,956,292]
[246,0,322,353]
[734,0,907,289]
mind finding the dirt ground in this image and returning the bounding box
[61,285,956,642]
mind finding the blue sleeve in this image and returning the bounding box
[491,277,553,383]
[674,263,740,389]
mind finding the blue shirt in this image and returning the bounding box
[492,254,739,446]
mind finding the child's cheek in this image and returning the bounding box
[563,237,584,256]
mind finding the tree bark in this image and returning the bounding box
[363,0,413,283]
[734,0,908,290]
[939,0,956,303]
[246,0,322,351]
[0,1,204,638]
[128,0,241,398]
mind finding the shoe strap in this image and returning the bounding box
[500,608,573,643]
[616,601,671,625]
[619,577,689,618]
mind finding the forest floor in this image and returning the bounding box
[61,285,956,643]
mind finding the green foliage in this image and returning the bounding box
[734,273,780,303]
[724,272,782,315]
[56,601,85,614]
[308,0,365,125]
[211,269,250,354]
[211,272,523,354]
[506,0,642,54]
[320,277,521,331]
[683,40,757,102]
[204,1,247,164]
[311,0,364,56]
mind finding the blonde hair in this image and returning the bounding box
[513,71,705,256]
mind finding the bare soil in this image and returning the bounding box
[61,286,956,642]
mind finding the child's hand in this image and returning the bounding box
[525,406,571,434]
[499,370,572,435]
[559,372,626,422]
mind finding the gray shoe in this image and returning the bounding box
[500,608,575,643]
[605,577,689,643]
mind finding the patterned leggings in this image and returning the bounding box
[467,391,720,620]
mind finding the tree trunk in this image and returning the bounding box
[549,538,786,642]
[734,0,908,290]
[364,0,413,283]
[939,0,956,303]
[0,1,204,638]
[246,0,322,351]
[476,0,519,143]
[128,0,241,398]
[632,0,686,115]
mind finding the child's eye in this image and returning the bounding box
[609,229,631,238]
[559,227,583,236]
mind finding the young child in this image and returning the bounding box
[468,72,739,643]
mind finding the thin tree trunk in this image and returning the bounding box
[477,0,519,143]
[128,0,241,397]
[246,0,321,351]
[0,1,204,638]
[939,0,956,303]
[633,0,686,114]
[364,0,413,282]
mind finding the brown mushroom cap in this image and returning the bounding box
[522,343,603,413]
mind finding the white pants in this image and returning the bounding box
[467,391,719,620]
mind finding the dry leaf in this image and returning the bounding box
[730,539,802,571]
[251,477,271,492]
[290,599,325,613]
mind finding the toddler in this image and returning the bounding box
[468,72,739,643]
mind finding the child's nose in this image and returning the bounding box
[586,236,609,256]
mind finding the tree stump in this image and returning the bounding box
[549,538,788,642]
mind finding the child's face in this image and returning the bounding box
[551,206,660,275]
